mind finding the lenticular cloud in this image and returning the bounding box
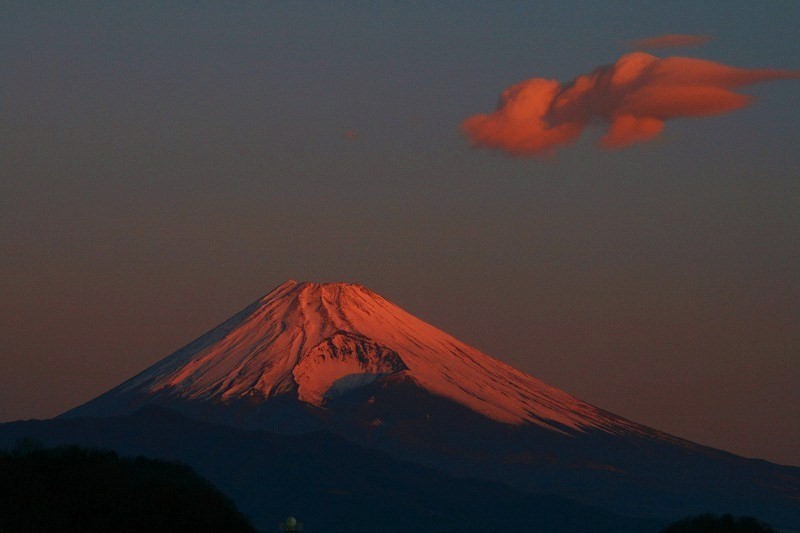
[462,52,799,156]
[630,34,711,50]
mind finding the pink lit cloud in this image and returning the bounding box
[462,52,799,156]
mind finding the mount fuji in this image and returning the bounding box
[67,280,655,436]
[8,280,800,530]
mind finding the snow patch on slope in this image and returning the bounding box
[293,331,407,405]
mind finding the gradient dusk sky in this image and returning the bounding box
[1,2,798,465]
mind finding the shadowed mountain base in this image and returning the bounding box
[0,408,663,533]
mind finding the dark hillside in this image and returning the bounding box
[0,440,255,533]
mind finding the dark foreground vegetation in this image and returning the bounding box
[663,513,777,532]
[0,439,255,532]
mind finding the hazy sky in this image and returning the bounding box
[1,2,798,465]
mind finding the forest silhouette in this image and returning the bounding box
[0,439,255,532]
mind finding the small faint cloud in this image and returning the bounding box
[344,129,359,140]
[462,52,799,157]
[630,33,712,50]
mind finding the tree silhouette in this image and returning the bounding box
[0,440,255,532]
[662,512,777,533]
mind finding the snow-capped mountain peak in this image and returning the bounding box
[73,280,647,435]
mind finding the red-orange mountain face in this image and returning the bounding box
[77,281,649,433]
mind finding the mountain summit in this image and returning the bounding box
[70,280,646,436]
